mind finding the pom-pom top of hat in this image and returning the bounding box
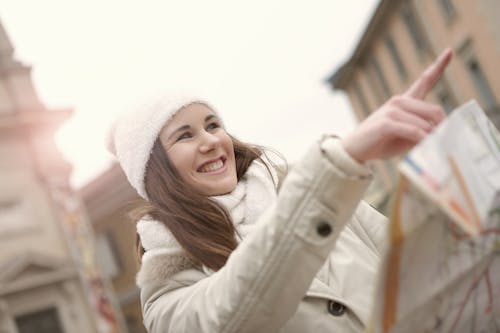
[106,93,213,199]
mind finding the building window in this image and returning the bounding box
[458,38,497,111]
[438,0,456,22]
[401,4,428,55]
[353,80,371,118]
[96,232,122,279]
[384,33,408,82]
[371,57,392,99]
[0,197,37,235]
[15,308,64,333]
[364,63,384,105]
[434,80,456,114]
[466,57,497,110]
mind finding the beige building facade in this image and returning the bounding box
[328,0,500,212]
[0,23,126,333]
[79,164,147,333]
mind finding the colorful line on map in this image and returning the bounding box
[448,156,481,231]
[403,156,441,191]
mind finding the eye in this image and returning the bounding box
[176,132,192,142]
[206,121,220,131]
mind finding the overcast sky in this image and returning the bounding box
[0,0,379,188]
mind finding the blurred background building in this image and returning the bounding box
[327,0,500,213]
[79,165,145,333]
[0,22,128,333]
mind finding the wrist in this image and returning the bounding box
[340,137,366,164]
[320,135,372,177]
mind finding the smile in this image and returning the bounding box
[197,157,226,173]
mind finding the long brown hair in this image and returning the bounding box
[132,135,284,271]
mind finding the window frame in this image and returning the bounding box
[400,3,429,57]
[383,33,408,82]
[438,0,456,23]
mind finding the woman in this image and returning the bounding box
[108,49,452,332]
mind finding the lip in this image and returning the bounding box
[197,156,227,174]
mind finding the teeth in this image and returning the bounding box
[200,159,223,173]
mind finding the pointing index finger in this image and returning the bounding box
[405,48,453,99]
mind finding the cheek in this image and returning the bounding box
[221,135,235,156]
[224,140,236,170]
[168,146,195,179]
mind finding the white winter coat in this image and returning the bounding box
[137,136,388,332]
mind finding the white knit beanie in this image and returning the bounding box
[106,93,213,199]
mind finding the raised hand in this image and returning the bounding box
[341,48,453,163]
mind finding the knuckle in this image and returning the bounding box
[407,127,420,141]
[432,105,446,119]
[389,95,404,106]
[375,119,389,133]
[381,119,397,133]
[386,107,401,119]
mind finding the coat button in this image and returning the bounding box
[327,300,346,316]
[316,221,332,237]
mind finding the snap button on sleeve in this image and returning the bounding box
[316,221,332,237]
[327,300,346,316]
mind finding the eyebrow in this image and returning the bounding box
[167,114,219,141]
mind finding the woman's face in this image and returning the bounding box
[159,103,237,196]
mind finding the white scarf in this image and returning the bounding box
[211,160,278,241]
[136,160,279,274]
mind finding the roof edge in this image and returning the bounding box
[326,0,402,90]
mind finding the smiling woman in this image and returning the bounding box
[107,91,386,333]
[107,49,452,332]
[108,93,278,275]
[158,104,237,196]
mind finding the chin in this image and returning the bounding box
[206,180,237,196]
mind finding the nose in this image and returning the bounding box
[198,130,220,153]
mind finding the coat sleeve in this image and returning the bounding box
[353,200,389,256]
[140,137,373,333]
